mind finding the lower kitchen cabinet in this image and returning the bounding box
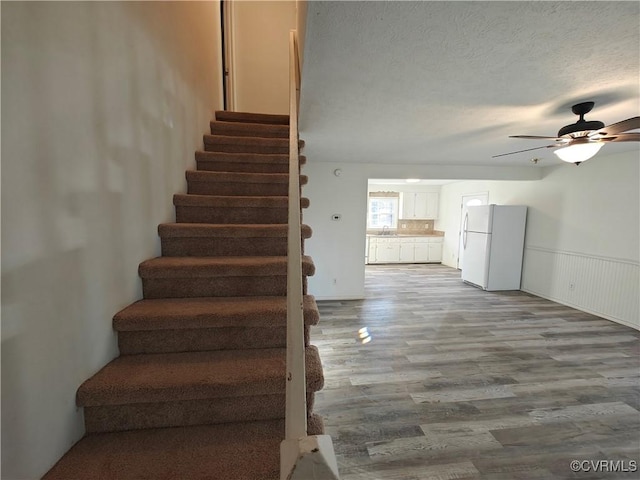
[367,236,443,264]
[399,242,415,262]
[375,240,401,263]
[414,243,430,263]
[428,242,442,263]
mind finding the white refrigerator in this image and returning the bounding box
[461,205,527,291]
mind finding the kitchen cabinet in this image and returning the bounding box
[401,193,419,218]
[414,238,430,262]
[399,242,415,262]
[367,236,443,264]
[425,192,439,219]
[428,242,443,262]
[401,192,439,219]
[374,238,401,263]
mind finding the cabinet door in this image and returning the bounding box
[413,192,429,218]
[377,242,401,263]
[428,242,442,263]
[367,238,377,264]
[399,242,415,262]
[414,243,429,262]
[425,192,439,219]
[401,193,415,218]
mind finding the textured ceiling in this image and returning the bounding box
[299,1,640,167]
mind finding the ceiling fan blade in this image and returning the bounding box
[509,135,562,140]
[590,116,640,137]
[600,132,640,142]
[492,144,557,158]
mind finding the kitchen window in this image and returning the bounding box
[368,192,399,229]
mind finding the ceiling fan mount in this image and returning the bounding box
[493,102,640,164]
[556,102,605,137]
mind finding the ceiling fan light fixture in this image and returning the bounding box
[553,142,604,164]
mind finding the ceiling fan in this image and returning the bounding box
[493,102,640,165]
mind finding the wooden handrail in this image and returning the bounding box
[281,30,339,480]
[284,29,307,441]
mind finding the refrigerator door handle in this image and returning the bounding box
[463,213,469,249]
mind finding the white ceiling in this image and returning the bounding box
[299,1,640,168]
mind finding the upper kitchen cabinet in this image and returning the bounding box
[401,192,439,219]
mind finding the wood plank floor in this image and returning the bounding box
[312,264,640,480]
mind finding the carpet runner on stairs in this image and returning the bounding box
[43,111,324,480]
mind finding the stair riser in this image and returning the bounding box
[215,111,289,125]
[204,142,289,155]
[161,237,301,257]
[84,393,315,433]
[187,181,289,196]
[175,206,289,224]
[118,326,311,354]
[196,160,290,174]
[142,276,308,299]
[210,123,289,138]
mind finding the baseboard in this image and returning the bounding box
[313,295,365,302]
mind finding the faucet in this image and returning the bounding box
[381,225,389,236]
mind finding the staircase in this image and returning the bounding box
[43,112,325,480]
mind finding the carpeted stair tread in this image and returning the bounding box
[173,193,310,209]
[76,346,323,407]
[186,170,308,196]
[195,151,306,174]
[138,255,315,279]
[204,134,304,154]
[215,110,289,125]
[43,415,324,480]
[113,295,320,331]
[186,170,307,185]
[195,151,306,165]
[210,120,289,138]
[158,223,312,239]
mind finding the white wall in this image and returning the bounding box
[230,0,297,114]
[1,2,223,478]
[296,0,309,70]
[302,161,540,300]
[436,150,639,328]
[367,183,442,195]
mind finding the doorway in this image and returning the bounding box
[457,192,489,269]
[220,0,235,111]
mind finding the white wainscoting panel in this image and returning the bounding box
[522,246,639,330]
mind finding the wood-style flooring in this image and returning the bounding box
[312,264,640,480]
